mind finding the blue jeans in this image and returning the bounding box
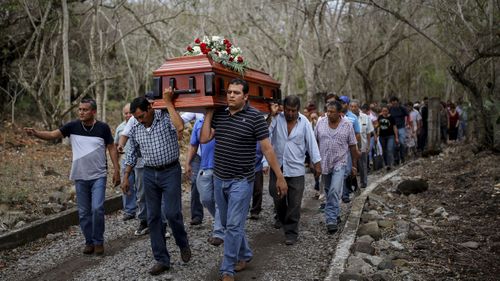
[121,159,137,216]
[135,167,147,223]
[394,127,406,164]
[196,168,224,239]
[323,166,346,225]
[342,153,352,201]
[380,135,395,167]
[190,155,204,221]
[144,162,189,266]
[214,176,254,277]
[75,177,107,245]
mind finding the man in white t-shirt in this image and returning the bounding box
[351,100,374,188]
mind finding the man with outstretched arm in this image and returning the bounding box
[24,98,120,255]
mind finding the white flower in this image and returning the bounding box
[193,46,201,54]
[211,36,222,42]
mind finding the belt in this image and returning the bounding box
[145,159,179,171]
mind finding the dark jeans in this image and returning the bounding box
[269,170,305,240]
[190,155,204,221]
[144,162,189,266]
[250,170,263,215]
[418,128,427,151]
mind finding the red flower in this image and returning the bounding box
[223,39,230,45]
[226,48,231,54]
[200,42,208,54]
[187,45,193,52]
[229,56,234,62]
[237,56,243,63]
[226,42,232,48]
[194,38,201,44]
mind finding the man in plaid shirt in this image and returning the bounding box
[315,100,359,234]
[121,87,191,276]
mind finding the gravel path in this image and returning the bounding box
[0,173,355,281]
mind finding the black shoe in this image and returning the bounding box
[149,263,170,275]
[337,216,342,225]
[190,217,202,225]
[249,213,259,220]
[207,237,224,246]
[180,246,192,262]
[285,238,297,245]
[342,198,351,203]
[134,222,149,236]
[327,224,338,234]
[273,219,282,229]
[122,213,135,221]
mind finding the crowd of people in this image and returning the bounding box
[23,78,468,281]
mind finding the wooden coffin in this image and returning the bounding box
[151,55,281,113]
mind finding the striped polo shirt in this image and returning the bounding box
[212,103,269,181]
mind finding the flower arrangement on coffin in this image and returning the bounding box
[184,36,248,74]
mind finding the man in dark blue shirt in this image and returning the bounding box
[389,96,409,164]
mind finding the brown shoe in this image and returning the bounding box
[235,260,247,272]
[94,244,104,255]
[220,274,234,281]
[180,246,191,262]
[207,237,224,246]
[82,245,94,255]
[149,263,170,275]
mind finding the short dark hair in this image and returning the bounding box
[389,96,399,102]
[326,101,342,112]
[325,93,338,103]
[361,103,369,110]
[283,95,301,110]
[81,98,97,110]
[130,96,150,113]
[229,78,249,94]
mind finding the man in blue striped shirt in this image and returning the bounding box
[121,87,190,276]
[200,78,288,281]
[268,95,321,245]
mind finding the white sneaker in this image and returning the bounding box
[318,193,326,201]
[165,230,171,239]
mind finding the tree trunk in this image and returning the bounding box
[61,0,71,123]
[427,97,441,152]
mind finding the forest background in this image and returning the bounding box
[0,0,498,149]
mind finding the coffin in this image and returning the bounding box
[151,55,281,113]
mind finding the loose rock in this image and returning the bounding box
[397,179,428,195]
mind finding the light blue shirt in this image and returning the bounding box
[345,110,361,134]
[190,118,215,170]
[269,112,321,177]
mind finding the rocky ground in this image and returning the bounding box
[0,172,350,281]
[342,144,500,281]
[1,123,499,281]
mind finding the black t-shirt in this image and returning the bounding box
[389,106,408,129]
[378,115,396,137]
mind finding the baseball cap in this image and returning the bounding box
[339,95,350,104]
[145,91,155,101]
